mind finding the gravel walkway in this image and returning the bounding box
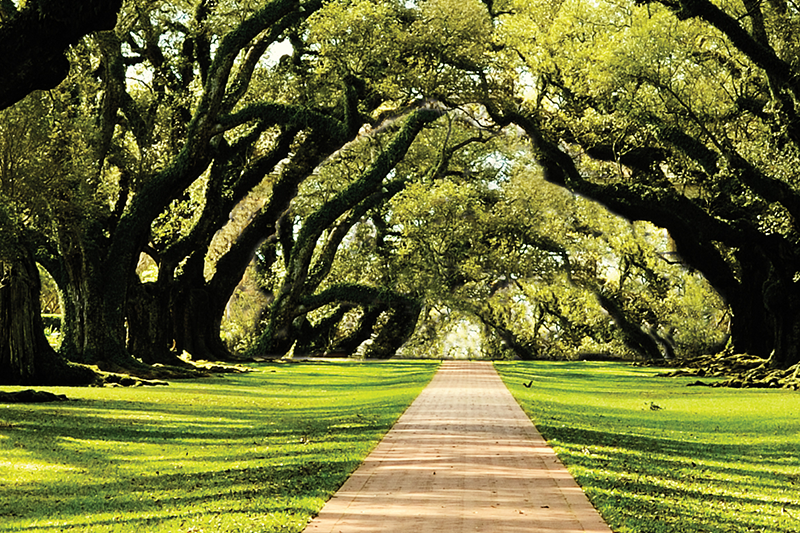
[303,360,613,532]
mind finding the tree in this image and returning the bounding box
[247,107,444,357]
[0,0,123,109]
[385,135,724,360]
[0,0,334,377]
[0,205,95,384]
[487,0,800,368]
[0,93,98,384]
[196,0,497,359]
[0,0,737,377]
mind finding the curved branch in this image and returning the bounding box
[648,0,800,102]
[216,102,348,138]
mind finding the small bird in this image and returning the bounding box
[523,380,533,388]
[648,402,662,411]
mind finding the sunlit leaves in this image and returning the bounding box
[308,0,405,84]
[391,178,489,292]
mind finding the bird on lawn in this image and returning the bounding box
[523,380,533,388]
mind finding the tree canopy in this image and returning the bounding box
[1,0,798,384]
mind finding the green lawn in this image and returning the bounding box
[0,360,439,532]
[495,360,800,533]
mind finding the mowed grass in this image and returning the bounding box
[495,361,800,533]
[0,360,439,532]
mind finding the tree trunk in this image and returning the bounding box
[55,229,132,366]
[295,304,353,355]
[595,291,664,360]
[0,253,94,385]
[330,306,384,355]
[173,286,236,361]
[126,280,181,365]
[251,110,441,356]
[360,301,422,359]
[763,265,800,369]
[472,307,537,360]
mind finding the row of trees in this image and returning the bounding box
[486,0,800,368]
[1,0,796,384]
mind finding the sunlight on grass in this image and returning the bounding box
[0,361,438,532]
[496,361,800,533]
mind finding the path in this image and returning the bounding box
[303,361,613,532]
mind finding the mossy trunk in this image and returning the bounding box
[595,292,663,361]
[330,306,384,355]
[762,267,800,369]
[55,229,132,367]
[126,260,236,363]
[0,254,94,385]
[472,307,537,360]
[295,304,354,355]
[360,301,422,359]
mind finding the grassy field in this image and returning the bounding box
[495,361,800,533]
[0,360,439,533]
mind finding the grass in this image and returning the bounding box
[495,360,800,533]
[0,360,439,533]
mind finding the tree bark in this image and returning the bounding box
[360,302,423,359]
[0,250,94,385]
[329,306,385,355]
[126,280,178,365]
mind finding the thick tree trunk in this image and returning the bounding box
[360,301,422,359]
[297,304,354,355]
[762,266,800,369]
[330,306,384,355]
[55,230,132,366]
[472,307,537,360]
[0,254,94,385]
[173,286,236,361]
[595,291,664,360]
[126,280,180,365]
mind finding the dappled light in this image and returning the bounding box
[2,0,800,529]
[497,361,800,532]
[0,362,438,532]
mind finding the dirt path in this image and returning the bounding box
[303,360,613,532]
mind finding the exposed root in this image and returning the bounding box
[91,359,252,387]
[0,389,69,403]
[98,371,169,387]
[186,360,254,374]
[658,353,800,390]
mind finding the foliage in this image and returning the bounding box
[496,361,800,533]
[384,133,726,360]
[0,0,747,376]
[489,0,800,367]
[0,361,439,532]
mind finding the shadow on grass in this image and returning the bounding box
[0,460,354,531]
[496,361,800,533]
[0,361,439,532]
